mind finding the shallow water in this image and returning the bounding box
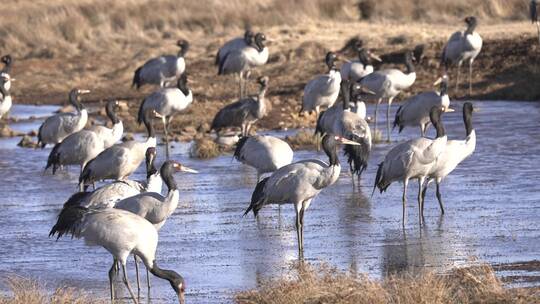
[0,101,539,303]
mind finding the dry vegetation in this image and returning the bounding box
[0,276,105,304]
[1,0,539,138]
[235,263,540,304]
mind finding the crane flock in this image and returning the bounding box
[0,13,497,304]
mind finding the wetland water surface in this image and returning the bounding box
[0,101,539,303]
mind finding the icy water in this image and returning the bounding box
[0,101,539,303]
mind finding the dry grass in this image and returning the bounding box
[190,136,224,159]
[0,276,105,304]
[285,130,319,150]
[235,263,539,304]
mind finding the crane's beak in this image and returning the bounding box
[335,136,361,145]
[369,52,383,62]
[444,107,455,113]
[80,89,91,94]
[433,77,443,86]
[180,165,198,173]
[360,86,376,95]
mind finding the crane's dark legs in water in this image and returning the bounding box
[402,179,409,226]
[109,261,116,303]
[162,116,170,159]
[121,263,138,304]
[468,60,474,96]
[417,177,425,226]
[373,100,380,141]
[435,181,445,215]
[294,202,304,260]
[455,62,462,94]
[386,97,394,142]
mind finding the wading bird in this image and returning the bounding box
[218,32,268,98]
[441,16,482,95]
[234,135,294,182]
[64,147,162,209]
[244,134,360,259]
[531,0,540,43]
[215,30,254,65]
[115,160,197,292]
[0,74,13,122]
[138,73,193,158]
[211,76,269,136]
[360,51,416,142]
[421,102,476,217]
[340,43,381,82]
[1,55,13,91]
[132,40,189,89]
[88,100,123,148]
[315,80,372,184]
[37,88,90,148]
[49,206,186,304]
[394,75,453,136]
[373,106,447,226]
[301,52,341,120]
[79,109,157,191]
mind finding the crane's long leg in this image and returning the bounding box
[455,62,462,94]
[146,267,151,293]
[420,124,426,137]
[294,202,303,259]
[134,255,141,298]
[468,60,473,96]
[163,117,170,160]
[537,22,540,44]
[417,177,425,226]
[402,179,409,226]
[109,260,116,303]
[386,97,394,142]
[435,180,445,215]
[121,263,139,304]
[373,100,380,138]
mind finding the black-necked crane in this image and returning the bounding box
[360,51,416,142]
[1,55,13,91]
[373,106,447,226]
[78,109,158,191]
[37,88,90,148]
[88,100,124,148]
[49,206,185,304]
[233,135,294,182]
[340,43,381,82]
[114,160,197,292]
[0,74,13,122]
[138,73,193,159]
[531,0,540,43]
[218,32,269,98]
[301,52,341,120]
[393,75,454,136]
[64,148,161,210]
[211,76,269,137]
[316,80,372,185]
[132,39,189,89]
[421,102,476,217]
[244,134,360,259]
[441,16,482,95]
[215,30,255,65]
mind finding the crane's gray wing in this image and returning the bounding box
[115,192,165,224]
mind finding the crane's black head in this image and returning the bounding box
[177,39,190,57]
[413,44,425,64]
[465,16,478,27]
[1,55,12,66]
[338,37,364,55]
[325,52,338,70]
[105,100,120,124]
[150,261,185,304]
[339,79,351,106]
[143,108,158,138]
[145,147,158,176]
[463,102,474,136]
[429,106,445,138]
[244,30,255,43]
[69,88,90,110]
[403,51,415,73]
[254,33,266,51]
[257,76,269,87]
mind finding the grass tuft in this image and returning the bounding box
[190,136,223,159]
[285,130,319,150]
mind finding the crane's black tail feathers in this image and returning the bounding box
[343,136,370,178]
[49,205,89,240]
[132,66,143,89]
[78,160,94,190]
[244,177,269,217]
[214,50,221,66]
[233,136,250,161]
[62,192,92,209]
[217,53,228,76]
[314,110,327,136]
[37,124,45,149]
[45,143,61,174]
[137,97,147,125]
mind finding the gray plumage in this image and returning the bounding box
[45,130,104,175]
[88,100,123,148]
[301,52,341,118]
[215,30,254,65]
[393,75,452,136]
[49,205,186,304]
[138,73,193,158]
[79,109,157,190]
[244,134,360,259]
[441,16,482,95]
[37,88,90,148]
[218,33,269,98]
[234,135,293,182]
[340,43,381,82]
[133,40,189,89]
[373,107,447,226]
[360,51,416,142]
[211,76,269,136]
